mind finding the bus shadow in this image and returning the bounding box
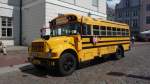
[107,72,150,81]
[20,65,49,78]
[78,56,117,69]
[20,64,63,77]
[19,57,116,77]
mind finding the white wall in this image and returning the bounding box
[76,0,98,12]
[22,0,45,45]
[0,0,20,46]
[98,0,107,16]
[58,0,75,4]
[45,0,107,26]
[22,0,107,45]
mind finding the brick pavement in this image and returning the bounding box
[0,46,28,67]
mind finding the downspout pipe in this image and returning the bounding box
[19,0,22,45]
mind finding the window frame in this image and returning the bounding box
[1,16,13,38]
[112,27,117,36]
[93,25,99,35]
[100,26,106,36]
[107,27,112,36]
[82,24,91,35]
[125,29,129,36]
[117,28,121,36]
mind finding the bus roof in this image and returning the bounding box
[51,13,129,29]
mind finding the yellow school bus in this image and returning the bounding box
[28,14,130,76]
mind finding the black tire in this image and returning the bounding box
[57,53,77,76]
[34,64,45,71]
[115,47,124,60]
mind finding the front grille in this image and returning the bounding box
[32,42,45,52]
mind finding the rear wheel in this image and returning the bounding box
[115,47,124,60]
[57,53,77,76]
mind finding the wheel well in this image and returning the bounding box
[61,49,79,67]
[61,49,78,61]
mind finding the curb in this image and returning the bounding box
[0,63,31,75]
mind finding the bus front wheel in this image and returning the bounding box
[115,47,124,60]
[57,53,77,76]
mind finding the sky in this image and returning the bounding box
[107,0,121,9]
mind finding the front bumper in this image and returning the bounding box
[28,57,58,67]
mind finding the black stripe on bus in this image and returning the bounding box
[81,35,129,38]
[82,43,130,49]
[82,40,130,44]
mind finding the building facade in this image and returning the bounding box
[115,0,150,40]
[22,0,107,45]
[0,0,107,46]
[140,0,150,32]
[0,0,21,45]
[107,4,115,21]
[115,0,140,39]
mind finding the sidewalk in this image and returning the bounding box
[6,46,28,51]
[0,46,28,67]
[132,42,150,47]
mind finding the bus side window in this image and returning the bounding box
[117,28,121,36]
[107,27,112,36]
[93,25,99,35]
[101,26,106,36]
[122,29,126,36]
[125,29,129,36]
[76,23,81,34]
[82,24,87,35]
[82,24,91,35]
[87,25,91,35]
[112,27,116,36]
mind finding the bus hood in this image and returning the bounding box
[46,36,74,49]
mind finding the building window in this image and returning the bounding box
[125,0,129,7]
[1,17,13,38]
[133,10,138,16]
[125,11,129,17]
[146,16,150,24]
[92,0,98,7]
[133,19,138,27]
[146,4,150,11]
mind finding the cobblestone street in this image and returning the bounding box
[0,43,150,84]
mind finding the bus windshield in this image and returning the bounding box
[51,23,80,36]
